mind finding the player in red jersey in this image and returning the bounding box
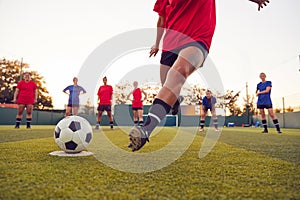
[12,72,38,128]
[128,0,270,151]
[96,76,114,130]
[127,81,147,126]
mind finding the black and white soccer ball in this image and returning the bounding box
[54,116,93,153]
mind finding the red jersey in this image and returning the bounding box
[16,80,37,104]
[97,85,113,105]
[153,0,216,52]
[132,88,143,108]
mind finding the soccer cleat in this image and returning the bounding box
[26,125,31,129]
[199,128,204,132]
[14,125,20,129]
[215,128,220,132]
[277,130,282,134]
[128,126,149,152]
[171,96,184,115]
[262,130,268,133]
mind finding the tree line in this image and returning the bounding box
[0,58,53,109]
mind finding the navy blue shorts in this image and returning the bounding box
[203,106,213,111]
[67,104,79,107]
[257,104,273,109]
[132,107,143,111]
[160,41,208,67]
[98,105,111,112]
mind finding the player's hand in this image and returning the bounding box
[149,45,159,57]
[250,0,270,11]
[12,98,16,103]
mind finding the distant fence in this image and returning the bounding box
[1,106,299,128]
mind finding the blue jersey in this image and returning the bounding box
[63,85,86,105]
[257,81,272,105]
[202,96,216,109]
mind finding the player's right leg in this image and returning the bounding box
[268,108,282,133]
[211,108,219,131]
[15,104,25,128]
[65,106,72,117]
[259,108,268,133]
[199,108,207,132]
[161,61,184,115]
[72,106,79,116]
[96,105,103,130]
[128,46,205,152]
[25,104,33,129]
[133,110,138,125]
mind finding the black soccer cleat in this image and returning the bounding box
[262,129,268,133]
[277,130,282,134]
[171,96,184,115]
[128,126,149,152]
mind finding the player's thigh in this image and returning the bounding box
[201,109,207,118]
[17,104,26,115]
[267,108,276,118]
[173,46,204,76]
[138,109,143,117]
[26,104,33,114]
[160,64,171,85]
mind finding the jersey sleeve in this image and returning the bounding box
[212,96,217,104]
[16,81,22,89]
[63,86,70,92]
[153,0,166,17]
[267,81,272,88]
[80,86,86,93]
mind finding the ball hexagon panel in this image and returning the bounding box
[69,121,81,132]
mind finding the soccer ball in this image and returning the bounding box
[54,116,93,153]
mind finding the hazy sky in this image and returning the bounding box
[1,0,299,109]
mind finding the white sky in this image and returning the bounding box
[0,0,299,109]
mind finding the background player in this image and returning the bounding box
[199,90,219,132]
[12,72,37,128]
[63,77,86,117]
[96,76,114,130]
[128,0,270,152]
[256,72,281,133]
[127,81,147,126]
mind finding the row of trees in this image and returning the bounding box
[0,58,53,109]
[114,81,256,116]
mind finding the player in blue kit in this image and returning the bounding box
[63,77,86,117]
[199,90,219,132]
[256,73,281,133]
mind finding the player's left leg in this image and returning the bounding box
[129,46,205,151]
[96,108,103,130]
[72,106,79,116]
[107,109,114,129]
[25,104,33,128]
[268,108,282,133]
[211,108,219,131]
[137,109,144,126]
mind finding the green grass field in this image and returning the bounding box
[0,126,299,199]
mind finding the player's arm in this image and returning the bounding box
[12,88,19,103]
[149,16,165,57]
[248,0,270,11]
[126,92,132,100]
[81,87,87,95]
[256,86,271,96]
[142,90,147,101]
[34,88,38,103]
[63,87,69,95]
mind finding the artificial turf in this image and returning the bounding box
[0,126,299,199]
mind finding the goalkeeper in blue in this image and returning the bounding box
[256,72,281,133]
